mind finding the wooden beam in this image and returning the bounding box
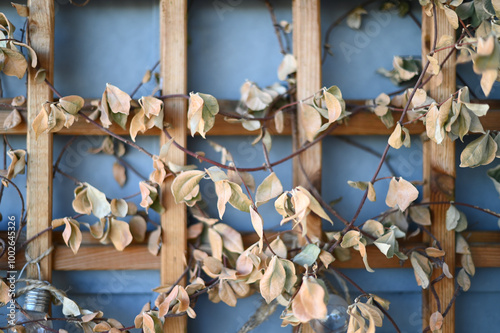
[25,0,55,282]
[159,0,188,332]
[2,231,499,270]
[292,1,322,332]
[3,102,500,136]
[421,8,456,332]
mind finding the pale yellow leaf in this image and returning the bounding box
[213,223,244,253]
[324,91,342,123]
[108,218,133,251]
[292,277,327,322]
[260,255,286,303]
[277,53,297,81]
[250,206,264,251]
[255,172,283,206]
[105,83,131,115]
[112,162,126,187]
[3,108,22,130]
[208,227,223,261]
[129,215,147,242]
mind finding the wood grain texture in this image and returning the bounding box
[25,0,54,282]
[4,102,500,136]
[421,8,456,332]
[1,231,498,270]
[292,1,322,332]
[159,0,188,331]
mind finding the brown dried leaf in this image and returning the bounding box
[274,110,284,133]
[129,215,147,242]
[3,108,22,130]
[105,83,131,115]
[385,177,419,211]
[0,277,11,304]
[250,206,264,252]
[292,277,327,322]
[277,53,296,81]
[409,206,431,225]
[148,226,162,256]
[260,255,286,303]
[59,95,85,115]
[11,3,29,17]
[266,237,288,259]
[112,162,126,187]
[32,105,49,138]
[215,181,231,219]
[171,170,205,204]
[218,280,237,307]
[208,227,223,261]
[52,217,82,255]
[1,47,27,78]
[139,96,163,118]
[213,223,244,253]
[110,198,128,217]
[187,222,204,240]
[255,172,283,206]
[108,218,133,251]
[430,311,443,331]
[6,149,25,180]
[130,108,147,142]
[324,90,342,123]
[34,68,46,84]
[425,247,445,257]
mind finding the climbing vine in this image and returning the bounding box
[1,1,500,333]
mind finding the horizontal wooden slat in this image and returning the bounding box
[2,230,499,270]
[53,245,160,270]
[2,99,499,136]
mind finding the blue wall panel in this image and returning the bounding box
[0,1,498,332]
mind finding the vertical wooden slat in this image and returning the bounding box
[159,0,188,332]
[292,1,322,332]
[292,0,323,242]
[26,0,54,282]
[421,8,456,332]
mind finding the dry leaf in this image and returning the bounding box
[292,277,327,322]
[105,83,131,115]
[11,3,29,17]
[385,177,419,211]
[213,223,244,253]
[255,172,283,206]
[301,103,322,142]
[277,53,297,81]
[148,226,162,256]
[259,255,286,303]
[430,311,443,331]
[113,162,126,187]
[3,108,22,130]
[208,227,223,261]
[129,215,147,242]
[324,90,342,123]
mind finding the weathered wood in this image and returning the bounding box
[421,8,456,332]
[2,231,498,270]
[25,0,55,282]
[159,0,188,331]
[292,1,322,332]
[4,102,500,136]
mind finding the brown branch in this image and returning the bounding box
[331,267,402,333]
[264,0,287,55]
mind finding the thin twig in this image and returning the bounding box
[53,136,77,177]
[264,0,286,55]
[130,60,160,99]
[331,267,402,333]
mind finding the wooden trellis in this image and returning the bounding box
[1,1,500,332]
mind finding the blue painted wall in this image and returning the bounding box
[0,1,499,332]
